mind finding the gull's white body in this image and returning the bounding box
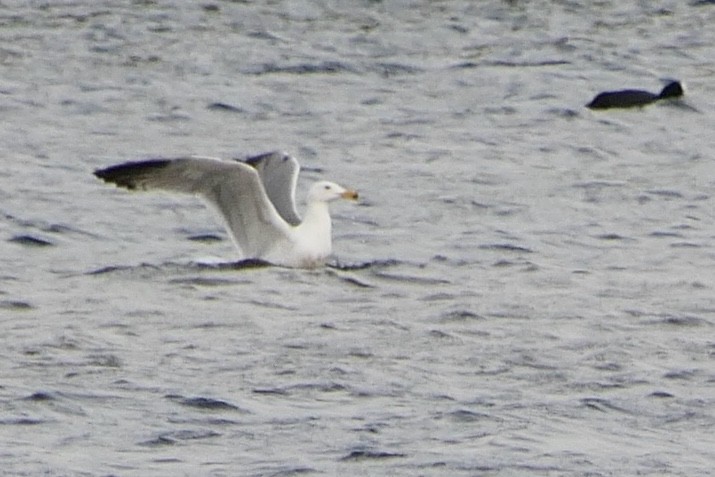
[94,152,357,268]
[262,198,333,268]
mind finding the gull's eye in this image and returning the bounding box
[324,185,331,190]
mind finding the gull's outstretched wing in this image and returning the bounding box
[94,156,292,259]
[244,151,302,226]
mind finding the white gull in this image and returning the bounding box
[94,151,358,268]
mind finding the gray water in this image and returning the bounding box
[1,1,715,475]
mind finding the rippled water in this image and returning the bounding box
[2,1,715,476]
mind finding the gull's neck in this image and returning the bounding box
[299,200,332,238]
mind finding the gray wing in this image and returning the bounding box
[244,151,302,226]
[94,156,292,259]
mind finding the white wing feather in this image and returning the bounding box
[95,156,292,259]
[244,151,302,226]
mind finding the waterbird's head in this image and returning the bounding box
[308,181,358,203]
[659,81,684,100]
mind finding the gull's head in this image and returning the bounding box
[308,181,358,203]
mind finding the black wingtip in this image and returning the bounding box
[94,159,172,190]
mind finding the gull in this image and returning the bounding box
[94,151,358,268]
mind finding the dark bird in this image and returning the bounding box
[587,81,684,110]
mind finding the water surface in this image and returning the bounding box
[1,1,714,475]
